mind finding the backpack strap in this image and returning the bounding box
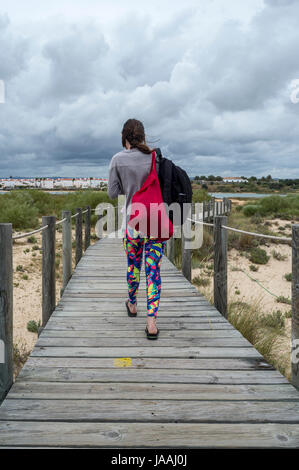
[150,150,158,174]
[155,148,163,162]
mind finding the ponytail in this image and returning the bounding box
[121,119,152,154]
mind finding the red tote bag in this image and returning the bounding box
[128,150,173,241]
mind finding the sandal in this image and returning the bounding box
[125,300,137,317]
[145,326,159,340]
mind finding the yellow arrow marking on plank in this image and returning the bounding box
[113,357,132,368]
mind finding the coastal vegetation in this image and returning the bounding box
[188,195,297,381]
[0,189,114,230]
[240,194,299,218]
[192,175,299,194]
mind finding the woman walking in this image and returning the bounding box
[108,119,166,339]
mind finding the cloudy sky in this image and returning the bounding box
[0,0,299,178]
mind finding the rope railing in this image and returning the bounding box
[11,203,112,241]
[12,212,82,240]
[172,202,299,388]
[187,217,292,242]
[187,218,214,228]
[55,217,67,226]
[12,225,49,240]
[0,202,94,401]
[222,224,292,242]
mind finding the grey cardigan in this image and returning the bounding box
[108,148,159,233]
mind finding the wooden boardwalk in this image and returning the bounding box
[1,237,299,448]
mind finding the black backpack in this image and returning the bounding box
[155,148,193,225]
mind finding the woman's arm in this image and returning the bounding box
[108,157,124,199]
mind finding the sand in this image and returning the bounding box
[11,222,97,372]
[192,217,293,314]
[191,216,294,379]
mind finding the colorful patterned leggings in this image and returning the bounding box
[123,235,166,317]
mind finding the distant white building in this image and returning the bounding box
[223,177,248,183]
[54,178,74,188]
[41,178,54,189]
[0,177,108,190]
[73,178,91,189]
[2,179,15,188]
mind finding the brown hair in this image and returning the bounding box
[121,119,152,154]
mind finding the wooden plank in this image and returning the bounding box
[35,336,252,348]
[40,329,243,339]
[9,381,296,401]
[1,398,299,424]
[23,356,275,370]
[0,235,297,449]
[30,346,262,359]
[43,321,236,331]
[52,310,226,318]
[17,366,286,384]
[0,421,299,448]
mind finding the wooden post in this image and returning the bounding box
[0,224,13,401]
[214,215,228,318]
[75,208,82,266]
[207,200,211,222]
[62,210,72,294]
[84,206,91,251]
[181,204,192,282]
[213,197,216,220]
[292,224,299,388]
[223,198,226,214]
[42,216,56,327]
[167,237,175,263]
[115,205,118,234]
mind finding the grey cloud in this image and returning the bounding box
[0,1,299,177]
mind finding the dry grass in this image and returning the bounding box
[190,200,293,381]
[228,300,291,380]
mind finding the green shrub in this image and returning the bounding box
[192,276,211,287]
[27,320,41,333]
[0,191,39,229]
[27,236,37,244]
[260,310,285,331]
[284,273,292,282]
[249,264,259,272]
[285,310,292,318]
[243,205,260,216]
[22,274,28,280]
[0,189,114,230]
[271,250,287,261]
[276,295,291,305]
[16,265,24,272]
[192,189,210,203]
[249,247,270,265]
[241,194,299,218]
